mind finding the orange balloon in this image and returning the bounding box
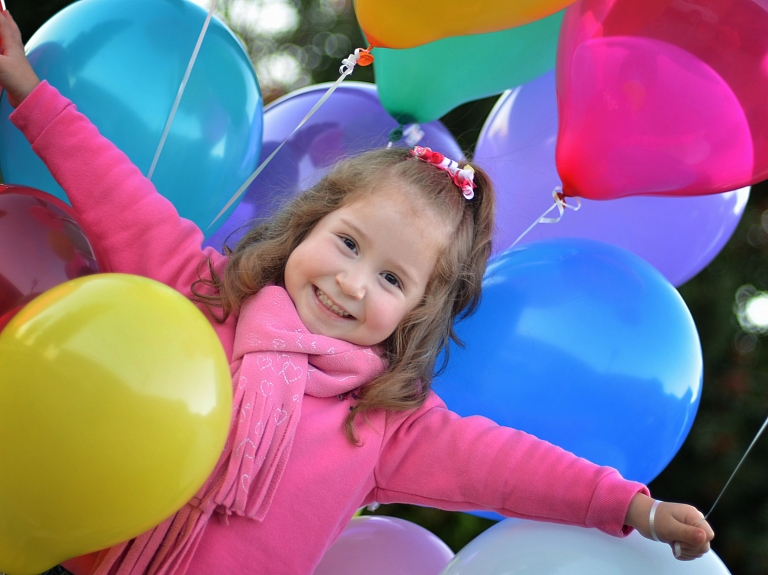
[355,0,577,48]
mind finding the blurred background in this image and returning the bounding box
[4,0,768,573]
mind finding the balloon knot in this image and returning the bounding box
[358,47,374,66]
[388,126,404,143]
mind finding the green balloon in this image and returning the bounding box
[373,11,564,124]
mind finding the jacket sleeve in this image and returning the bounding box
[9,81,225,297]
[373,392,649,537]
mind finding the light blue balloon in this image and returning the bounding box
[434,238,702,486]
[0,0,262,235]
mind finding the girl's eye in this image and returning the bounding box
[341,237,357,252]
[382,273,401,288]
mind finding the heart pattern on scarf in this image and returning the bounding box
[91,286,387,575]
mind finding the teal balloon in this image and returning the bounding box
[0,0,262,235]
[373,11,563,124]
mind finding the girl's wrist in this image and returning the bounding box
[624,492,654,535]
[7,74,40,108]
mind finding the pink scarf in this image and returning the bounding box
[92,286,386,575]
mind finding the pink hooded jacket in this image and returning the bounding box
[11,81,648,575]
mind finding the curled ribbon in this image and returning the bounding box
[339,47,374,75]
[510,187,582,248]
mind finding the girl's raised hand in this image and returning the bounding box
[0,10,40,108]
[625,493,715,561]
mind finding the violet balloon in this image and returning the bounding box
[474,71,749,286]
[204,82,462,252]
[555,0,768,199]
[313,516,454,575]
[0,185,103,331]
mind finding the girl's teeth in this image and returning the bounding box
[317,289,350,317]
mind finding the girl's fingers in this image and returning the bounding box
[680,524,709,546]
[667,506,713,546]
[0,11,12,47]
[1,9,22,43]
[672,539,712,561]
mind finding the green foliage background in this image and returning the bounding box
[6,0,767,573]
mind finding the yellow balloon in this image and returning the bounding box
[0,274,232,575]
[355,0,577,49]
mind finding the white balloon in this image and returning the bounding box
[440,520,730,575]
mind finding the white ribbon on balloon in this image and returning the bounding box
[206,47,373,230]
[140,0,371,231]
[147,0,219,181]
[698,412,768,523]
[510,187,582,249]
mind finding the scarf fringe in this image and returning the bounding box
[89,286,386,575]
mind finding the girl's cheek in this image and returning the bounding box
[368,299,405,336]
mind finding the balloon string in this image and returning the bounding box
[509,187,581,249]
[206,47,373,230]
[147,0,218,181]
[697,412,768,524]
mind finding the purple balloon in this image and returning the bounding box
[475,70,749,286]
[204,82,462,252]
[313,516,454,575]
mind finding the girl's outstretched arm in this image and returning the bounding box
[0,9,40,107]
[5,8,221,300]
[11,82,222,299]
[624,493,715,560]
[375,393,715,562]
[375,394,649,538]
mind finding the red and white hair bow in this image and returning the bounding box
[411,146,476,200]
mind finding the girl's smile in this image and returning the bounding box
[315,287,353,318]
[284,184,451,346]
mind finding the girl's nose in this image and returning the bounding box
[337,270,365,300]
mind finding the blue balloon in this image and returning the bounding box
[434,238,702,486]
[203,82,462,252]
[0,0,262,235]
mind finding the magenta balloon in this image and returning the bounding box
[474,71,749,286]
[313,516,454,575]
[0,185,103,330]
[204,82,463,252]
[555,0,768,199]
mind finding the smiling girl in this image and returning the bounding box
[0,9,714,575]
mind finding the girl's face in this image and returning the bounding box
[284,185,450,346]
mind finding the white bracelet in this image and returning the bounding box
[649,500,662,541]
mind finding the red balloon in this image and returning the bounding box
[0,184,104,329]
[556,0,768,200]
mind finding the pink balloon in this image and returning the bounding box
[556,0,768,200]
[313,516,454,575]
[474,71,750,286]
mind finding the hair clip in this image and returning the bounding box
[411,146,476,200]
